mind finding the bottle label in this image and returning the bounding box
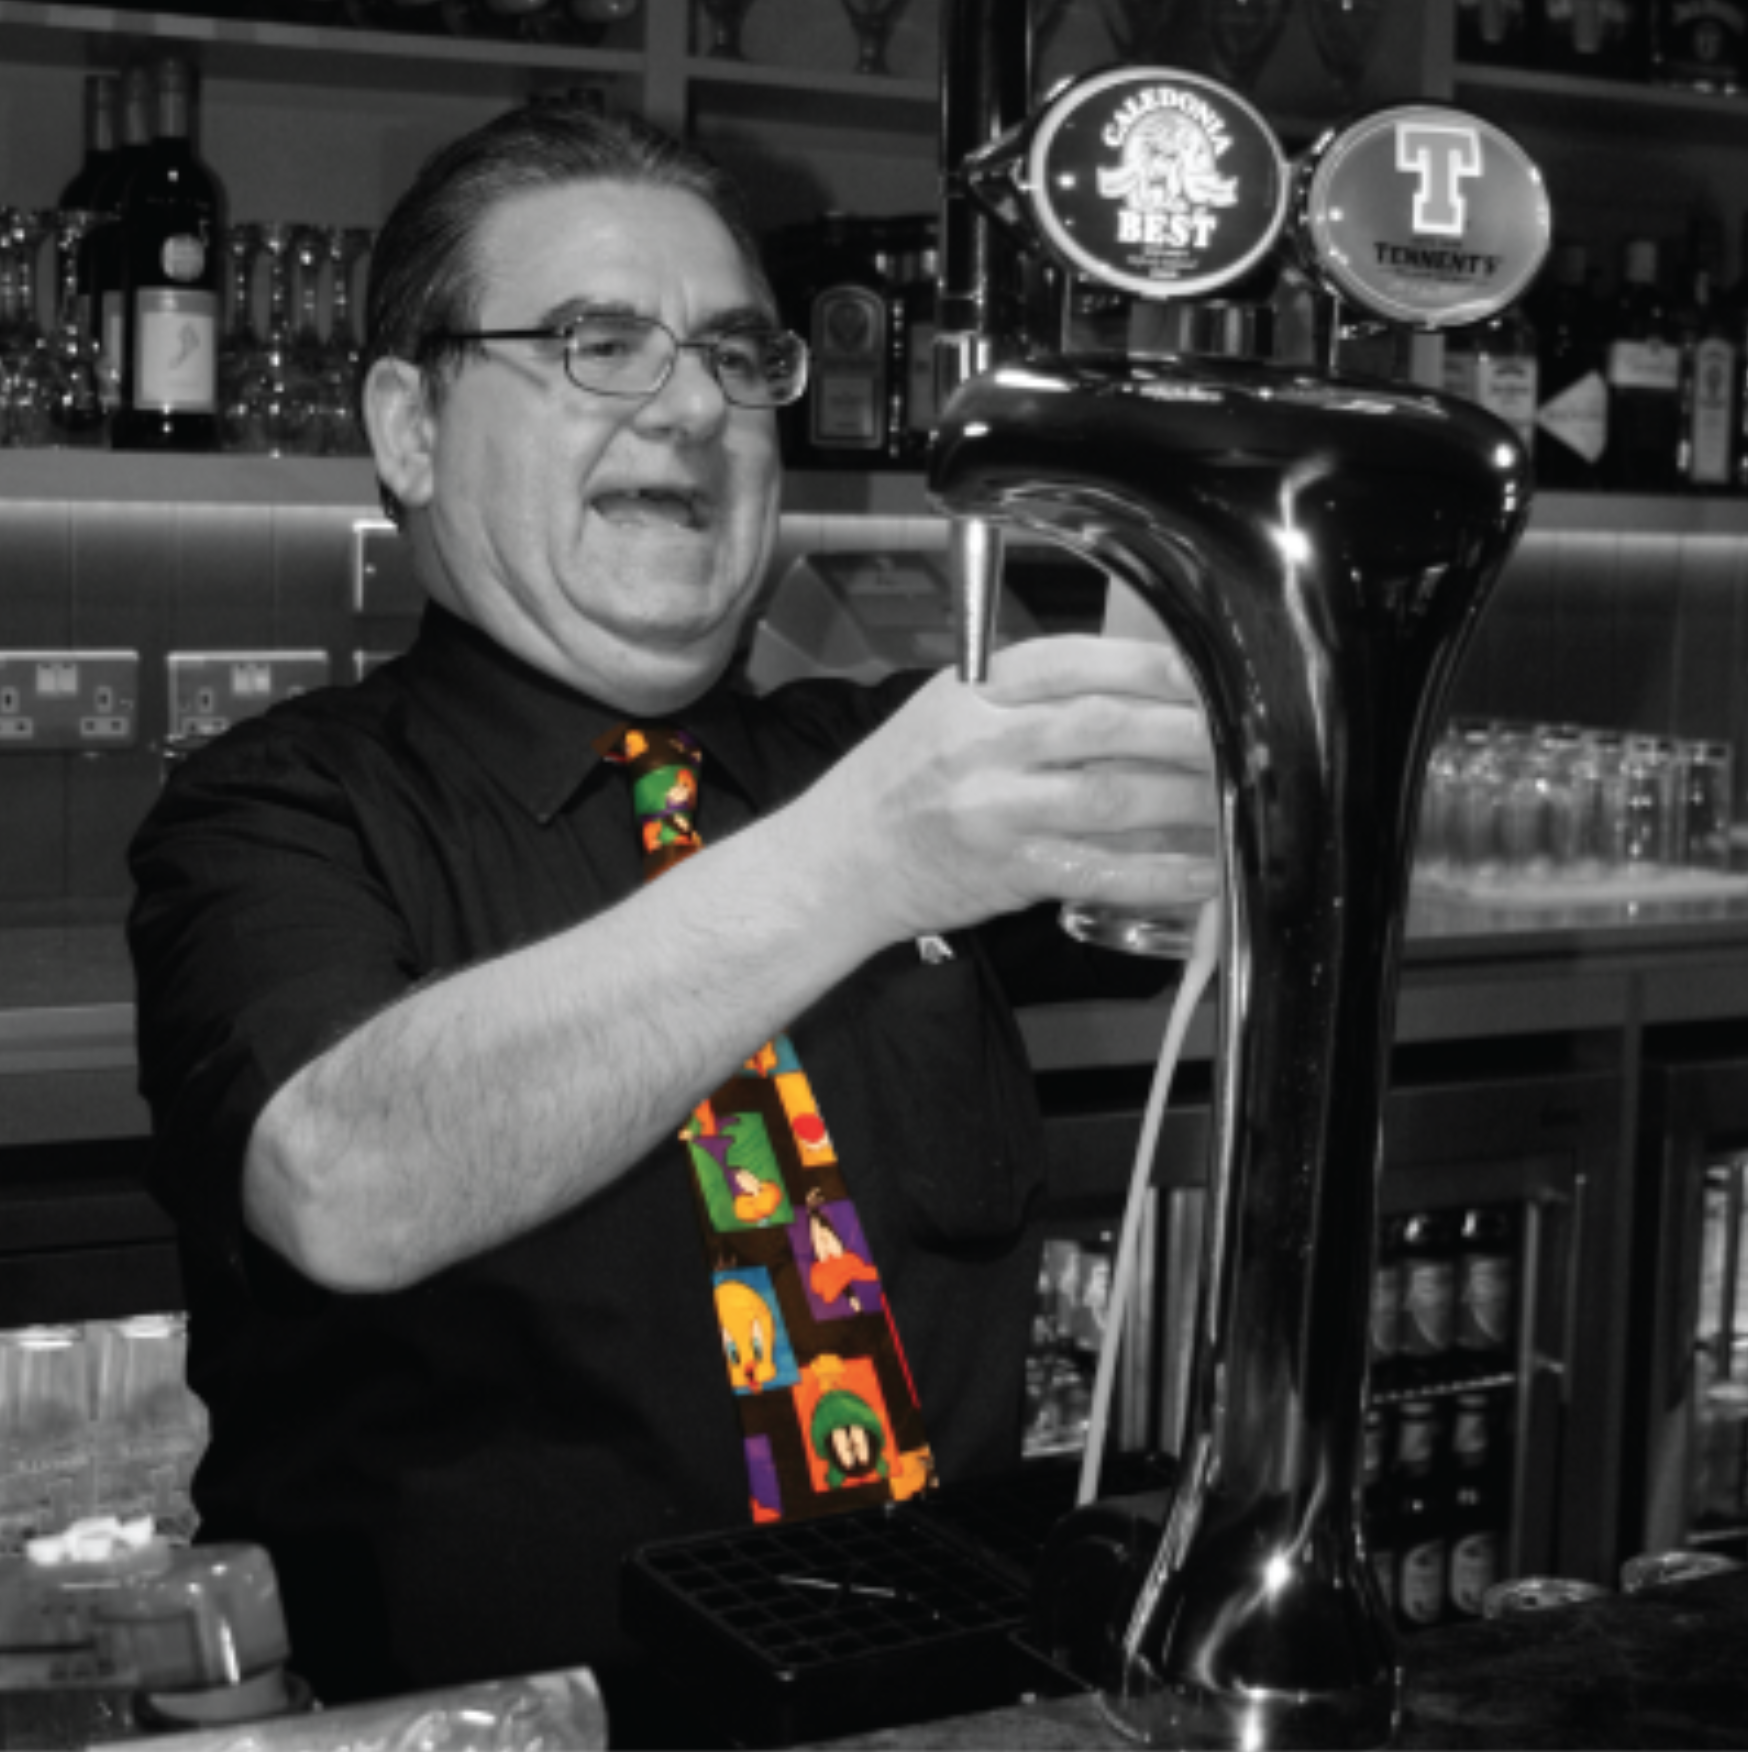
[1450,1531,1499,1614]
[160,232,207,284]
[1453,1403,1492,1466]
[1607,339,1681,393]
[1537,369,1608,463]
[133,287,217,413]
[1686,335,1736,484]
[1397,1407,1438,1470]
[1401,1259,1456,1354]
[1400,1538,1447,1624]
[1369,1260,1401,1359]
[1448,353,1538,447]
[1458,1252,1514,1349]
[809,284,887,451]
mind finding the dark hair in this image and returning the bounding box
[361,100,771,524]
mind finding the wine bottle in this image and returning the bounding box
[88,62,153,365]
[1530,240,1608,491]
[60,72,119,211]
[1603,238,1682,493]
[110,57,227,453]
[60,71,120,345]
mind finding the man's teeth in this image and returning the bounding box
[595,490,700,529]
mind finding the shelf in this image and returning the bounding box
[1453,59,1748,148]
[0,2,643,99]
[683,53,933,112]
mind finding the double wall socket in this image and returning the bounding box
[0,651,140,751]
[167,651,332,739]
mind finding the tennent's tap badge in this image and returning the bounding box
[1021,67,1290,299]
[1297,106,1551,329]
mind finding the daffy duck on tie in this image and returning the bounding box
[596,722,936,1523]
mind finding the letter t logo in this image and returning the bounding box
[1394,124,1483,236]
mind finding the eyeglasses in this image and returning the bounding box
[430,313,810,409]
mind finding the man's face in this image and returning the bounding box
[407,179,784,712]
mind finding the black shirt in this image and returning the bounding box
[128,603,1156,1720]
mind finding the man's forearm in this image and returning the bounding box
[244,799,887,1292]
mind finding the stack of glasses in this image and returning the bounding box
[1418,720,1740,895]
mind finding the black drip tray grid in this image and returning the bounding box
[623,1451,1174,1747]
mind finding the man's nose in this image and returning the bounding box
[635,344,731,431]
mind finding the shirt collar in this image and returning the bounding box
[400,602,765,823]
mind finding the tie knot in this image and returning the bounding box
[595,722,705,876]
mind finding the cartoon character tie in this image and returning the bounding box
[596,723,937,1522]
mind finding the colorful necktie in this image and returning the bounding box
[595,723,937,1523]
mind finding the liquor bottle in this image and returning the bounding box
[1361,1399,1398,1619]
[1397,1209,1459,1386]
[1455,1205,1515,1360]
[782,212,894,470]
[110,57,226,453]
[1676,217,1739,492]
[1442,300,1539,453]
[1603,238,1682,493]
[1392,1397,1449,1632]
[1530,240,1608,490]
[88,62,154,364]
[1648,0,1745,90]
[1447,1389,1506,1619]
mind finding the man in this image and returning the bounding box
[128,100,1214,1737]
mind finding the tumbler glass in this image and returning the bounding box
[1679,739,1735,872]
[1620,735,1679,873]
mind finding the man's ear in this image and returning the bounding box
[363,357,437,513]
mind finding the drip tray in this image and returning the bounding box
[621,1450,1174,1747]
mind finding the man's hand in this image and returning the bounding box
[801,635,1218,946]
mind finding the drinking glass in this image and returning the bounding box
[229,220,321,458]
[317,224,373,458]
[698,0,754,58]
[841,0,910,74]
[1098,0,1186,59]
[1620,734,1680,873]
[1198,0,1293,90]
[1678,739,1735,872]
[290,224,330,383]
[1304,0,1389,102]
[17,209,112,449]
[218,222,265,452]
[0,208,51,447]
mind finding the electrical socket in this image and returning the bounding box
[166,651,331,738]
[0,650,140,751]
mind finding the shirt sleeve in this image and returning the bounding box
[127,720,424,1278]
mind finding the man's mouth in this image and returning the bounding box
[592,488,705,531]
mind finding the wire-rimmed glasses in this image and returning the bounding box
[428,312,810,409]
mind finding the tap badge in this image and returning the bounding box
[1298,106,1552,328]
[1024,67,1289,300]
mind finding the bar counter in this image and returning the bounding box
[807,1565,1748,1750]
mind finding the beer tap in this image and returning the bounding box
[930,10,1550,1747]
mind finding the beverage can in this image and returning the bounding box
[1481,1576,1610,1618]
[1620,1549,1745,1592]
